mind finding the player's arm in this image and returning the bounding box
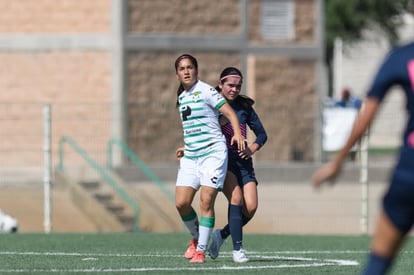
[219,103,246,151]
[241,109,267,159]
[312,97,380,188]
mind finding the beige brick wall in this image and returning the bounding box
[252,57,316,161]
[128,0,240,33]
[0,0,111,33]
[127,51,241,162]
[0,52,110,103]
[0,0,320,166]
[0,52,111,165]
[0,0,112,165]
[126,0,319,162]
[129,0,316,42]
[126,52,317,162]
[0,0,111,166]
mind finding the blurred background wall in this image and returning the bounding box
[0,0,324,170]
[1,0,405,235]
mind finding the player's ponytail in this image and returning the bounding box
[175,84,184,107]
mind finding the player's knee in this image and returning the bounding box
[198,196,216,214]
[244,205,257,218]
[230,192,243,205]
[175,200,190,212]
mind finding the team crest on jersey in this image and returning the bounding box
[192,91,201,102]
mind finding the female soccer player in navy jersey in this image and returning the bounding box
[208,67,267,263]
[312,40,414,274]
[174,54,245,263]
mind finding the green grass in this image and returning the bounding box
[0,233,413,274]
[368,147,399,155]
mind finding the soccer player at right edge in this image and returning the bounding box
[312,33,414,274]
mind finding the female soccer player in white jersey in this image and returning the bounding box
[174,54,245,264]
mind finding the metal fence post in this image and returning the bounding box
[43,104,52,233]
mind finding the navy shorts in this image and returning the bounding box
[227,152,258,187]
[383,147,414,234]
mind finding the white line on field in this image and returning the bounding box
[0,250,360,272]
[0,250,412,258]
[0,250,369,257]
[0,263,353,273]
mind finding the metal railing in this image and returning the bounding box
[58,135,140,232]
[107,138,174,202]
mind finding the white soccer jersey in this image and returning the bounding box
[178,80,227,158]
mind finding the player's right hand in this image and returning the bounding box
[176,147,184,160]
[312,161,341,189]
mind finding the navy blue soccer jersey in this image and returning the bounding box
[366,41,414,234]
[220,102,267,155]
[366,41,414,148]
[219,100,267,185]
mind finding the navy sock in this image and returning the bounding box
[228,204,243,251]
[220,204,232,239]
[362,252,393,275]
[221,210,252,239]
[221,224,230,239]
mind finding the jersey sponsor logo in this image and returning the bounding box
[180,105,192,121]
[185,128,201,135]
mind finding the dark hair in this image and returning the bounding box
[175,54,198,107]
[217,67,254,109]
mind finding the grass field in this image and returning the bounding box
[0,233,413,274]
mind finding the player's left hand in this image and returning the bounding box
[238,144,253,159]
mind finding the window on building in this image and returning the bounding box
[261,0,295,41]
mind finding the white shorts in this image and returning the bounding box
[176,148,228,191]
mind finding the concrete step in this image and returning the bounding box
[78,179,134,232]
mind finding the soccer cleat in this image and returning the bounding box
[189,250,205,263]
[208,229,224,260]
[184,239,198,259]
[232,248,249,263]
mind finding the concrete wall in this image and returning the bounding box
[0,0,323,168]
[126,0,322,162]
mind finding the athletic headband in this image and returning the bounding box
[220,74,242,82]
